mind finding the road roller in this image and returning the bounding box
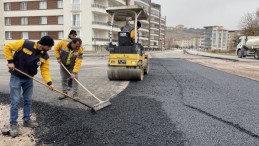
[106,5,149,81]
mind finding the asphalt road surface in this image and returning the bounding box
[1,50,259,145]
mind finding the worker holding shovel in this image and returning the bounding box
[54,37,83,100]
[3,36,55,137]
[62,30,78,90]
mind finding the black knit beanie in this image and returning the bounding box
[69,30,77,35]
[38,36,54,47]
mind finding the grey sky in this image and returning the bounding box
[152,0,259,30]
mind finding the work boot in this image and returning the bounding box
[10,124,19,137]
[23,120,39,128]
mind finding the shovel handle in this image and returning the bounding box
[14,68,71,98]
[60,63,102,102]
[13,68,92,108]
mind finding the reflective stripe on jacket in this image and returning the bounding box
[54,40,83,73]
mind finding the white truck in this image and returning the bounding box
[236,36,259,59]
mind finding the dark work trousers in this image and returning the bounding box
[60,65,78,96]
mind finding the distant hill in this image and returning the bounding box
[167,27,205,40]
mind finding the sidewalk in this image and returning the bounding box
[0,50,109,57]
[184,49,259,62]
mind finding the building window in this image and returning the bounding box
[21,17,28,25]
[72,0,80,10]
[72,14,80,27]
[40,17,48,24]
[57,0,63,8]
[58,31,64,39]
[22,32,29,39]
[58,16,63,24]
[20,2,27,10]
[39,1,47,9]
[5,18,11,25]
[41,32,48,37]
[76,31,80,37]
[4,3,11,11]
[5,32,12,39]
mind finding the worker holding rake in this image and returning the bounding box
[3,36,55,137]
[54,37,84,100]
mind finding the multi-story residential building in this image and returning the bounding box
[0,2,4,48]
[0,0,165,51]
[173,35,204,49]
[131,0,166,49]
[204,26,228,49]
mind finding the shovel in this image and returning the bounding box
[13,68,92,109]
[60,63,111,111]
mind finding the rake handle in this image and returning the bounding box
[60,63,102,102]
[13,68,92,107]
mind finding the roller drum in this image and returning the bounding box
[108,67,143,81]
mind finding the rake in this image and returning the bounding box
[60,63,111,111]
[14,68,92,109]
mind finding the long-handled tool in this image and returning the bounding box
[14,68,92,109]
[60,63,111,111]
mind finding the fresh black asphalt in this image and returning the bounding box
[1,56,259,145]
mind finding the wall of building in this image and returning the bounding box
[0,1,4,48]
[0,0,166,51]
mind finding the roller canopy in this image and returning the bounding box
[106,5,148,21]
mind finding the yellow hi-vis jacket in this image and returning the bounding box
[4,39,52,85]
[54,40,83,73]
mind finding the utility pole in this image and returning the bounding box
[164,16,167,48]
[158,5,161,51]
[148,0,151,49]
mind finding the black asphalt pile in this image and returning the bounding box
[0,59,187,145]
[0,93,9,104]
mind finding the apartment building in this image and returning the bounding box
[174,36,204,49]
[0,0,165,51]
[0,2,4,47]
[204,26,228,49]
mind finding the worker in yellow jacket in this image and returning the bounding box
[130,21,141,43]
[54,37,83,100]
[4,36,55,137]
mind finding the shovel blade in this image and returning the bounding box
[92,100,111,111]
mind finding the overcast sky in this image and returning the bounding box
[152,0,259,30]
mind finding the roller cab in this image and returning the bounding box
[106,6,149,81]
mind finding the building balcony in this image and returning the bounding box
[139,28,149,32]
[140,20,149,24]
[110,0,126,6]
[139,36,149,41]
[92,21,120,31]
[150,20,159,25]
[150,33,159,36]
[92,3,107,14]
[115,0,126,5]
[92,37,118,45]
[150,27,159,31]
[150,14,160,19]
[135,0,150,6]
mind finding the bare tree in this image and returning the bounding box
[165,33,174,49]
[239,8,259,36]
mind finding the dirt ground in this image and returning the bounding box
[0,103,36,146]
[188,58,259,81]
[1,57,259,145]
